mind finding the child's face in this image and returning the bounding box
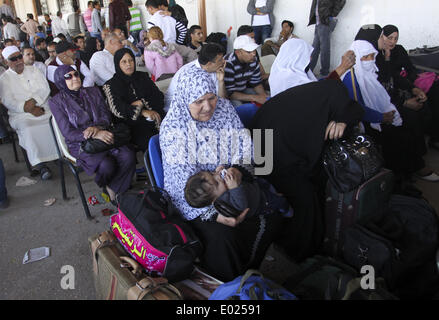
[202,171,227,200]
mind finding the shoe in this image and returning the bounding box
[415,171,439,182]
[40,166,52,180]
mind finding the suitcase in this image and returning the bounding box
[408,46,439,71]
[88,231,183,300]
[323,169,394,257]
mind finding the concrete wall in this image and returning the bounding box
[12,0,439,71]
[194,0,439,72]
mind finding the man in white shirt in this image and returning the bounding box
[0,46,58,180]
[145,0,187,45]
[89,31,124,86]
[2,16,21,41]
[165,43,227,112]
[47,41,94,96]
[52,11,69,39]
[22,47,47,77]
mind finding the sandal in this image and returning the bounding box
[415,171,439,182]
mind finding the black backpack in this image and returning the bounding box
[341,195,439,299]
[114,187,203,282]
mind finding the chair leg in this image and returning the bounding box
[10,133,18,163]
[21,147,33,174]
[68,163,92,220]
[59,160,67,200]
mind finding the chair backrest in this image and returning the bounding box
[260,54,276,74]
[155,77,173,94]
[145,134,164,189]
[235,103,259,128]
[50,116,77,164]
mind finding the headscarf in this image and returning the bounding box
[342,40,402,131]
[160,66,252,220]
[382,25,399,37]
[53,64,111,129]
[113,47,137,85]
[268,38,317,97]
[355,24,382,50]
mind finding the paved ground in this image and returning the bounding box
[0,140,438,300]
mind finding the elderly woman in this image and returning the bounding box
[49,65,136,202]
[342,40,439,185]
[160,66,282,281]
[251,79,364,262]
[103,48,164,152]
[269,38,355,97]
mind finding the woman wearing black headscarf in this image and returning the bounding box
[251,80,364,262]
[103,48,165,152]
[356,24,438,181]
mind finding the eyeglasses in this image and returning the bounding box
[8,54,23,62]
[64,71,80,80]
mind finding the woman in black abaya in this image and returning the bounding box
[251,80,364,262]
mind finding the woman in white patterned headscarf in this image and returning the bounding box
[160,66,283,281]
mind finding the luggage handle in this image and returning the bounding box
[120,256,143,277]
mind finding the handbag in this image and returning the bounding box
[323,134,384,193]
[81,123,131,154]
[414,72,439,93]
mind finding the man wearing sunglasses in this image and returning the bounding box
[47,41,94,96]
[0,46,58,180]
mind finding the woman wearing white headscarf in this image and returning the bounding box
[160,66,283,281]
[269,38,317,97]
[342,40,439,185]
[269,38,355,97]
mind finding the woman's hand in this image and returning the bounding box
[382,110,396,124]
[404,97,423,111]
[94,130,114,145]
[83,126,100,139]
[216,208,249,227]
[325,121,347,140]
[412,87,428,103]
[131,100,144,107]
[142,110,162,125]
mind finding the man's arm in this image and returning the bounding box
[332,0,346,17]
[175,20,187,45]
[79,60,95,87]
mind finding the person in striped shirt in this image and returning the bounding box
[126,0,143,44]
[224,35,268,106]
[145,0,187,45]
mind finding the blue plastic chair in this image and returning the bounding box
[144,135,164,188]
[235,103,259,128]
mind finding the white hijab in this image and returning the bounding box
[268,38,317,97]
[343,40,402,131]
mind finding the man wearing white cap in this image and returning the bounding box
[224,35,268,106]
[0,46,58,180]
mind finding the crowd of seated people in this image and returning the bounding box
[1,2,439,285]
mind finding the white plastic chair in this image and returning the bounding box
[49,116,92,219]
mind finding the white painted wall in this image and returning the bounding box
[174,0,439,72]
[14,0,439,72]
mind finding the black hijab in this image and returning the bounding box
[251,80,364,176]
[82,37,99,67]
[113,48,138,85]
[382,25,399,37]
[106,48,165,116]
[355,24,382,50]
